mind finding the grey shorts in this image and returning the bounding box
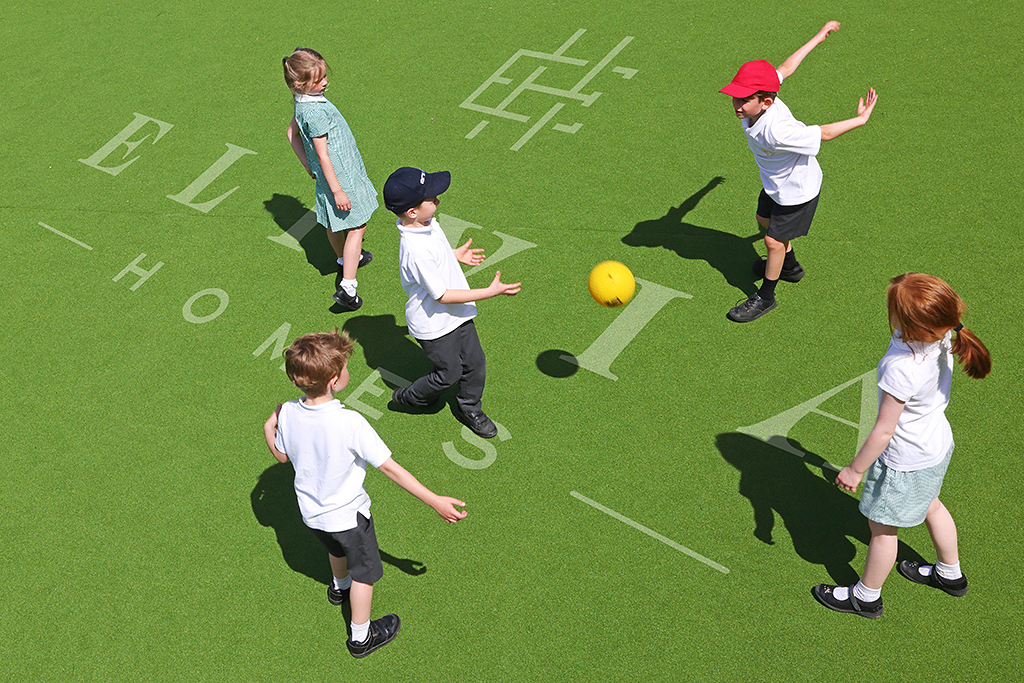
[308,513,384,584]
[859,444,954,528]
[757,190,819,241]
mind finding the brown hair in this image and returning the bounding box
[284,329,354,395]
[887,273,991,379]
[283,48,328,95]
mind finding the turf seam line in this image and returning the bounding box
[570,491,729,574]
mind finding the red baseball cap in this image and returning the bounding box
[720,60,780,97]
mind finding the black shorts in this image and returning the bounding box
[757,190,819,241]
[309,513,384,584]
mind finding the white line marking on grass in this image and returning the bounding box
[39,222,93,250]
[570,491,729,574]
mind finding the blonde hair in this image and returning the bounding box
[283,48,328,95]
[887,273,991,379]
[284,329,354,395]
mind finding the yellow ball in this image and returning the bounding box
[588,261,636,307]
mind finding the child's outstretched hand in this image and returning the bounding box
[816,21,841,43]
[488,270,521,297]
[857,88,878,122]
[455,238,486,266]
[333,187,351,212]
[433,497,468,523]
[835,465,864,493]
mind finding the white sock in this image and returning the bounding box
[351,620,370,643]
[935,561,962,580]
[333,575,352,591]
[340,278,357,297]
[852,581,881,603]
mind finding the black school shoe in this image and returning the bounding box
[727,292,777,323]
[752,258,805,283]
[897,560,969,596]
[332,287,363,311]
[811,584,883,619]
[347,614,401,658]
[454,408,498,439]
[327,583,349,606]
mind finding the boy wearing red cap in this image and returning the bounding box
[721,21,878,322]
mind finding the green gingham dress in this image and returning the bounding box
[294,94,378,232]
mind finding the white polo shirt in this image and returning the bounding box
[275,398,392,531]
[876,331,955,471]
[742,72,823,205]
[398,217,477,341]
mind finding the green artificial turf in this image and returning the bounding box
[2,1,1022,681]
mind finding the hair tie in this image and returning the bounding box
[954,323,963,332]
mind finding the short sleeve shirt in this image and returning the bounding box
[294,94,379,230]
[876,331,955,471]
[275,398,392,531]
[742,72,823,205]
[398,217,477,340]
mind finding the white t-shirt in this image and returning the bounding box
[398,217,477,341]
[274,398,392,531]
[742,72,823,205]
[876,331,955,471]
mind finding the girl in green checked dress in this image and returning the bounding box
[284,47,378,311]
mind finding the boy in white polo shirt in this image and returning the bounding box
[382,167,521,439]
[721,20,878,322]
[263,329,467,658]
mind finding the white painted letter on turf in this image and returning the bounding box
[167,143,257,214]
[79,113,174,176]
[113,253,164,291]
[737,369,878,459]
[437,214,537,276]
[443,422,511,470]
[182,289,229,324]
[562,278,692,380]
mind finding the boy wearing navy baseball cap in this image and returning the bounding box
[721,21,878,323]
[383,167,521,438]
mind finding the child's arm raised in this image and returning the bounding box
[778,21,841,80]
[376,458,467,523]
[438,270,521,304]
[310,136,351,211]
[286,119,315,179]
[836,391,905,492]
[819,88,878,140]
[264,404,289,463]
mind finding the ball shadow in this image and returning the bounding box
[536,349,579,378]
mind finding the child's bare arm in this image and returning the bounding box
[264,405,289,463]
[286,119,314,179]
[820,88,878,141]
[836,391,904,492]
[437,270,522,304]
[310,136,351,211]
[778,21,840,80]
[376,458,467,523]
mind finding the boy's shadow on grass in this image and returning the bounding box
[622,177,761,295]
[264,193,337,276]
[343,314,447,414]
[717,433,924,584]
[251,462,428,585]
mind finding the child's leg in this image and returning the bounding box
[341,226,367,281]
[326,227,346,260]
[924,497,959,566]
[860,520,899,590]
[455,322,486,413]
[329,553,350,582]
[762,235,789,281]
[350,581,374,626]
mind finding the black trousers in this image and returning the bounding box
[406,320,486,412]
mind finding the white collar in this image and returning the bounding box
[294,93,328,103]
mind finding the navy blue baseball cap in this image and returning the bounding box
[383,167,451,213]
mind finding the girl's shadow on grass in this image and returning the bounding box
[251,462,427,585]
[263,193,337,276]
[717,433,923,584]
[622,177,761,295]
